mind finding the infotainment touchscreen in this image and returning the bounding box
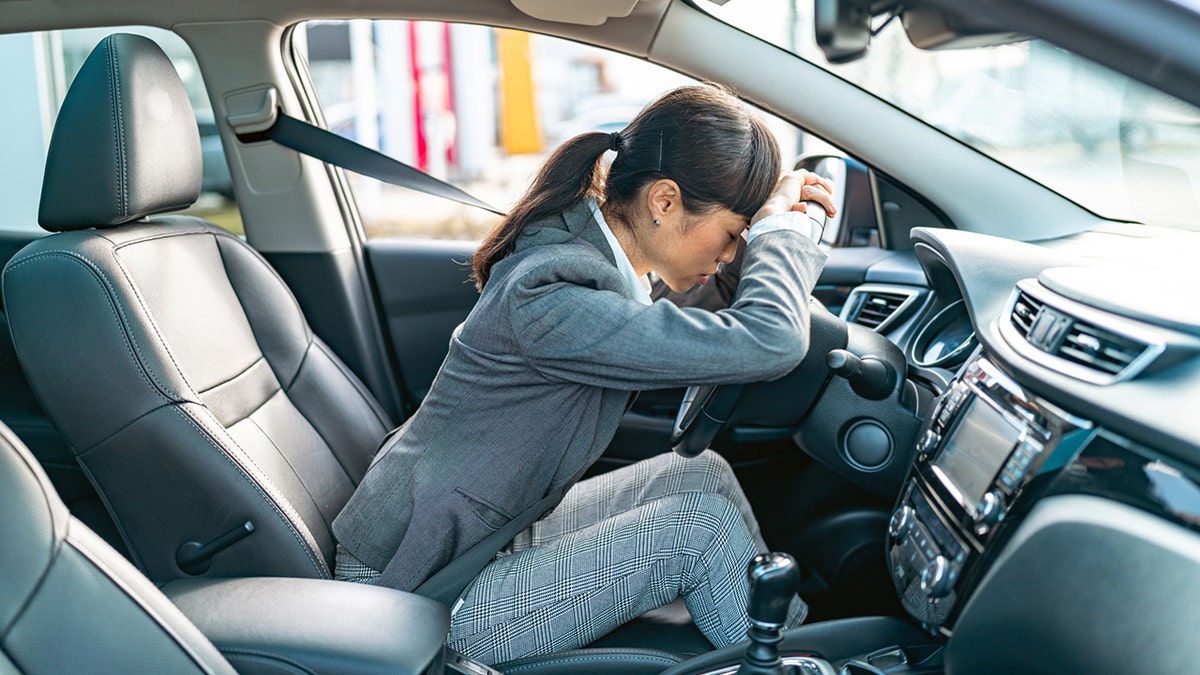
[931,396,1020,509]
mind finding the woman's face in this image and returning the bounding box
[649,207,749,292]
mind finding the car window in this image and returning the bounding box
[293,20,827,242]
[0,27,243,236]
[701,0,1200,232]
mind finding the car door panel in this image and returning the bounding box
[365,239,479,405]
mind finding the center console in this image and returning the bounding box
[887,353,1092,633]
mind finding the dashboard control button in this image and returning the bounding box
[974,490,1004,536]
[917,429,941,459]
[936,407,953,428]
[920,555,951,598]
[888,505,915,539]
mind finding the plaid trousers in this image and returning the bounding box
[335,450,807,664]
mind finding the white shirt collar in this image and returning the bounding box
[588,199,652,306]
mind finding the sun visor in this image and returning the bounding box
[511,0,640,25]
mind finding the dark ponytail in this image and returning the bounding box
[471,132,611,288]
[471,84,781,289]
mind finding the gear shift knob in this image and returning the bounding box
[747,552,800,627]
[739,552,800,675]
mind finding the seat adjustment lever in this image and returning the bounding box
[176,521,255,575]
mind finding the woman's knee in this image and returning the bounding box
[689,450,748,502]
[692,448,736,477]
[654,491,750,550]
[653,448,736,486]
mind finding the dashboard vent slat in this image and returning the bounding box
[1010,292,1044,337]
[848,291,911,329]
[1005,284,1162,384]
[1056,321,1145,375]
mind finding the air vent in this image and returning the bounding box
[1010,291,1044,337]
[1002,281,1171,385]
[846,291,913,330]
[1056,321,1146,376]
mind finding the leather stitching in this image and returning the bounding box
[211,229,313,382]
[244,410,337,534]
[7,233,325,578]
[3,251,173,406]
[70,448,149,571]
[107,241,202,401]
[5,249,324,576]
[0,434,70,646]
[273,350,359,487]
[2,534,69,648]
[214,229,313,338]
[105,39,129,221]
[195,355,279,408]
[309,340,392,430]
[64,526,220,670]
[500,652,682,673]
[76,404,169,456]
[221,650,316,675]
[281,332,312,393]
[175,406,329,578]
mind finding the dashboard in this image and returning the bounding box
[837,226,1200,672]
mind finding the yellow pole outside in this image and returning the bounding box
[496,29,543,155]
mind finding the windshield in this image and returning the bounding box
[704,0,1200,231]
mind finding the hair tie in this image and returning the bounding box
[609,131,622,152]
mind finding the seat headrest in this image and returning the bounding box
[39,33,202,232]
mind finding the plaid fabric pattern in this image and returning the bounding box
[449,451,806,663]
[334,544,380,584]
[334,451,807,664]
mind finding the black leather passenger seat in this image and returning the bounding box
[0,421,236,673]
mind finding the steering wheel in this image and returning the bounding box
[671,384,746,457]
[671,202,829,458]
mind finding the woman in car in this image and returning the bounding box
[332,84,834,664]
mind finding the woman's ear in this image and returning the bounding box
[646,179,682,222]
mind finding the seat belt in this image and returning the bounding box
[397,487,567,607]
[234,97,542,606]
[238,107,506,217]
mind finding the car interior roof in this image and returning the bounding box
[0,0,669,52]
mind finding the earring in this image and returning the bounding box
[653,219,660,226]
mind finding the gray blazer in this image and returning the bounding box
[332,201,828,591]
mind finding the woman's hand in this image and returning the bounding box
[751,170,837,226]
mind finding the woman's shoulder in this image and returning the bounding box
[491,239,621,294]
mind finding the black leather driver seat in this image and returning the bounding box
[0,421,236,673]
[3,33,393,583]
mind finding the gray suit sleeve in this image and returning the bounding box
[506,228,827,390]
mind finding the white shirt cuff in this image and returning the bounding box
[746,210,823,244]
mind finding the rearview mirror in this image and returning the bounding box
[901,6,1026,50]
[814,0,1027,64]
[813,0,875,64]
